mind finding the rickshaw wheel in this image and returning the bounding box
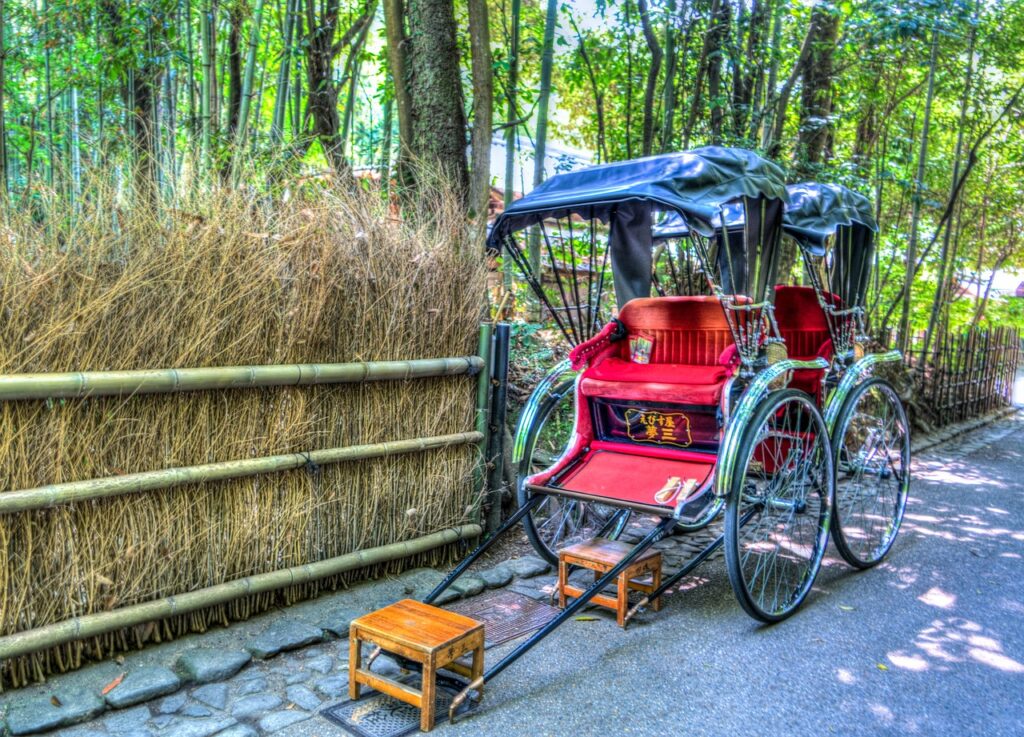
[517,380,631,565]
[725,389,833,623]
[831,378,910,569]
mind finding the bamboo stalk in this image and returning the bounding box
[0,431,482,514]
[472,322,493,520]
[0,356,483,401]
[0,524,481,662]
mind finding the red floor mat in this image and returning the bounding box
[557,449,714,509]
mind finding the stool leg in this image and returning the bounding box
[652,562,662,612]
[472,644,484,699]
[420,659,437,732]
[557,557,567,609]
[616,570,627,627]
[348,634,361,700]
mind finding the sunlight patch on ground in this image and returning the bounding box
[913,466,1007,489]
[908,617,1024,674]
[887,651,929,672]
[835,668,857,685]
[918,587,956,609]
[869,704,895,724]
[969,648,1024,673]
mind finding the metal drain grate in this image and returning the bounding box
[320,673,473,737]
[446,589,560,647]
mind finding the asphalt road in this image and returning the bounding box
[284,408,1024,737]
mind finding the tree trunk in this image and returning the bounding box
[383,0,412,172]
[638,0,663,157]
[230,0,266,182]
[793,4,839,176]
[765,15,815,157]
[530,0,558,272]
[0,0,6,197]
[707,0,730,143]
[570,14,607,162]
[70,87,81,200]
[682,0,722,148]
[200,2,217,173]
[467,0,493,224]
[291,13,302,140]
[226,2,244,136]
[898,24,940,353]
[182,0,198,142]
[503,0,522,206]
[758,0,784,147]
[923,3,978,365]
[734,0,767,141]
[302,0,374,179]
[271,0,298,145]
[339,16,371,156]
[101,0,167,202]
[131,66,163,202]
[44,0,55,189]
[659,0,682,152]
[405,0,469,198]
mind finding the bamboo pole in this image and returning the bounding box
[0,356,483,401]
[472,323,493,517]
[0,432,482,514]
[0,524,482,662]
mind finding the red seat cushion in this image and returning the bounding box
[581,359,729,405]
[773,285,834,360]
[615,296,738,365]
[774,286,837,402]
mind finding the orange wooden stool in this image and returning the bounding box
[557,537,662,627]
[348,599,484,732]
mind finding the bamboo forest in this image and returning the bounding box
[1,0,1023,352]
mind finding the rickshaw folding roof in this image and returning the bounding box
[782,182,878,256]
[486,146,789,246]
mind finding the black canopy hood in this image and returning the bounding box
[488,147,789,306]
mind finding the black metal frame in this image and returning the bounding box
[500,219,611,347]
[425,508,676,702]
[414,484,765,720]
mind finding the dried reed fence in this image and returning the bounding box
[899,327,1021,430]
[0,181,487,688]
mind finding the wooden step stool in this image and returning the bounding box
[557,537,662,627]
[348,598,484,732]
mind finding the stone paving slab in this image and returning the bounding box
[6,558,546,736]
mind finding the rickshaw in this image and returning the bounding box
[351,149,911,722]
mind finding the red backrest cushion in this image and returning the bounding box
[616,296,734,365]
[774,285,835,359]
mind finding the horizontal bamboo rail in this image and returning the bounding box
[0,356,483,401]
[0,432,482,514]
[0,524,482,662]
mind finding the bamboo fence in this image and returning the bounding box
[902,327,1021,428]
[0,182,489,688]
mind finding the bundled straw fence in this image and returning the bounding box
[899,327,1021,430]
[0,183,487,688]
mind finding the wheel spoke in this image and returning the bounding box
[727,390,832,622]
[832,381,909,568]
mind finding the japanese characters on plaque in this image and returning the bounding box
[624,408,693,448]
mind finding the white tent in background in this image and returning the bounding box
[489,135,593,200]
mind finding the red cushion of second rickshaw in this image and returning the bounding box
[580,359,730,405]
[773,285,834,360]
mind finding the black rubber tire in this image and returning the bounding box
[517,380,630,565]
[724,389,834,623]
[830,378,910,569]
